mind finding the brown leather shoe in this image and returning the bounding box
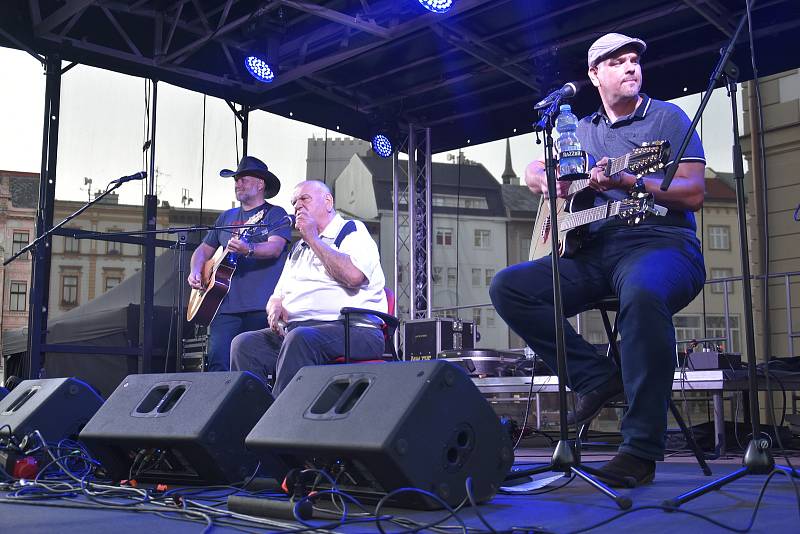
[595,452,656,488]
[567,372,624,427]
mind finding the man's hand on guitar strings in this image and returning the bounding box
[589,157,626,192]
[187,271,204,290]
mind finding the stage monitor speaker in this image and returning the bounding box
[245,360,513,510]
[79,371,283,485]
[0,377,104,445]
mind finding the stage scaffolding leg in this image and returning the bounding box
[26,54,61,379]
[408,126,432,320]
[139,79,158,374]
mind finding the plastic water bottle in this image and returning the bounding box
[555,104,584,178]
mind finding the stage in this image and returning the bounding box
[1,450,797,533]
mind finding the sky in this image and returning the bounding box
[0,46,742,214]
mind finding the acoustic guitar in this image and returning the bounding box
[186,210,265,325]
[529,140,671,261]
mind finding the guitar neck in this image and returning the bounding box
[563,153,626,196]
[560,200,626,231]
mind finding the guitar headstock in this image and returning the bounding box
[618,193,657,226]
[628,140,671,177]
[234,210,266,240]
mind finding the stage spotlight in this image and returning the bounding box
[418,0,454,13]
[371,133,394,158]
[244,55,275,83]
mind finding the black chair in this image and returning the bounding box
[581,296,712,476]
[338,287,400,364]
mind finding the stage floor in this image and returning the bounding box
[1,449,798,533]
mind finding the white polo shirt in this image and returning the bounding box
[272,213,388,322]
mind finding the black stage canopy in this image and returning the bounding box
[1,0,798,152]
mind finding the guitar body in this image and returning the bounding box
[529,189,594,261]
[186,248,236,325]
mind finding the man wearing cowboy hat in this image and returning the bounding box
[188,156,292,372]
[491,33,706,486]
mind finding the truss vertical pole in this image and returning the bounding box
[392,150,400,352]
[26,54,61,378]
[408,125,432,320]
[139,79,158,374]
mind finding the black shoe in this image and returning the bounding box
[567,372,624,428]
[594,452,656,488]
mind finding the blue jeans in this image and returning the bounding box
[230,320,385,396]
[489,226,705,460]
[207,311,268,372]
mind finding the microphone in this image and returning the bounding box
[285,214,296,227]
[534,82,578,110]
[111,171,147,185]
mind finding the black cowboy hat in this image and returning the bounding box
[219,155,281,198]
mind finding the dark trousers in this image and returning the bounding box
[230,320,385,396]
[207,311,268,372]
[489,226,705,460]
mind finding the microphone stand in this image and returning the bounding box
[662,7,799,508]
[506,97,632,510]
[661,5,800,508]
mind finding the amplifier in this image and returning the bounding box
[403,318,474,360]
[683,350,742,370]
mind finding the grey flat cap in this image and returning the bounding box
[588,33,646,67]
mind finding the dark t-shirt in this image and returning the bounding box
[575,94,705,234]
[203,202,291,314]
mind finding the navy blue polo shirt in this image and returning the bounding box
[204,202,291,314]
[575,93,705,233]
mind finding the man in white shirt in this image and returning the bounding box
[230,180,388,395]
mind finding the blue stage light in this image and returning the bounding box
[371,134,393,158]
[418,0,453,13]
[244,55,275,83]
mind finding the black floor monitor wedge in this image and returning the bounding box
[0,377,103,445]
[79,372,283,485]
[246,360,513,510]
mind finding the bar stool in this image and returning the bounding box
[582,296,712,475]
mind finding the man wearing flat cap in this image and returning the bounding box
[188,156,292,372]
[491,33,706,486]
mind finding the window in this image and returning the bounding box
[485,268,495,287]
[9,281,27,311]
[707,315,741,353]
[431,194,488,209]
[486,308,496,327]
[471,268,482,286]
[432,266,443,285]
[105,276,122,292]
[12,231,29,255]
[520,237,532,261]
[710,268,734,294]
[473,308,482,326]
[64,229,81,253]
[105,239,122,255]
[674,315,702,346]
[474,229,491,248]
[708,225,730,250]
[438,309,458,319]
[62,275,79,306]
[64,236,81,254]
[435,227,453,246]
[447,267,457,288]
